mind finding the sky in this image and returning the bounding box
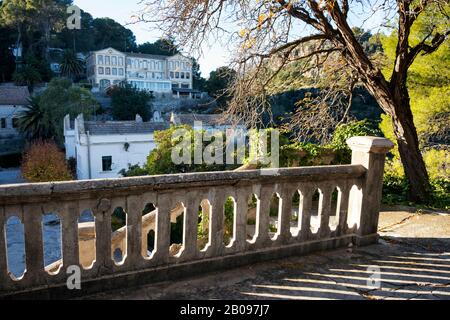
[73,0,229,77]
[73,0,388,77]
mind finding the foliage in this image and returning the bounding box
[383,148,449,209]
[205,67,237,107]
[18,95,54,140]
[331,120,383,163]
[12,64,42,90]
[59,50,84,80]
[379,7,450,148]
[137,38,179,56]
[21,140,73,182]
[18,78,99,144]
[119,164,149,177]
[91,18,136,52]
[0,24,16,82]
[110,83,152,121]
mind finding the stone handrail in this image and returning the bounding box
[0,136,393,299]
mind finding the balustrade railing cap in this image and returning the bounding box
[346,136,394,154]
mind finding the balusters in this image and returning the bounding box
[181,193,198,261]
[126,195,143,268]
[0,206,7,289]
[23,204,45,285]
[319,185,333,239]
[299,189,313,242]
[254,185,272,248]
[94,199,113,273]
[62,202,80,268]
[234,188,250,252]
[152,193,170,264]
[336,183,350,237]
[209,191,225,257]
[278,185,293,244]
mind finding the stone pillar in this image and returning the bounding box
[347,136,394,246]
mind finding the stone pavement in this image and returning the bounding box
[85,207,450,300]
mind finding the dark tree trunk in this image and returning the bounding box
[358,71,431,203]
[389,95,431,203]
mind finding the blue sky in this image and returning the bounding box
[73,0,229,77]
[73,0,389,77]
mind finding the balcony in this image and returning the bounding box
[0,137,395,299]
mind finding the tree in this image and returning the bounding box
[0,24,16,82]
[0,0,71,59]
[92,18,137,52]
[18,95,54,140]
[110,83,152,121]
[12,63,42,90]
[19,78,99,144]
[121,125,238,177]
[21,140,73,182]
[380,8,450,148]
[205,66,237,107]
[0,0,31,60]
[137,38,180,56]
[135,0,450,202]
[59,49,84,80]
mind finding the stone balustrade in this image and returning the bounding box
[0,136,393,299]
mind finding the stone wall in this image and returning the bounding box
[0,136,393,299]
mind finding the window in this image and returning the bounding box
[181,84,189,89]
[0,118,6,128]
[112,68,117,76]
[119,57,124,66]
[105,67,111,75]
[186,72,190,79]
[172,83,179,89]
[170,71,174,78]
[105,56,110,65]
[12,118,19,128]
[102,156,112,172]
[112,56,117,65]
[175,72,180,79]
[119,68,124,76]
[97,55,104,65]
[181,72,185,79]
[98,67,104,74]
[127,59,131,67]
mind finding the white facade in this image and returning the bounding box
[86,48,194,97]
[0,86,30,139]
[0,105,25,138]
[64,114,168,180]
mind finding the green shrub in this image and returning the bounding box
[331,120,383,163]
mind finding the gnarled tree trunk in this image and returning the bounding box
[389,96,430,203]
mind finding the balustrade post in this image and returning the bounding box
[0,207,8,289]
[62,202,80,268]
[347,136,394,245]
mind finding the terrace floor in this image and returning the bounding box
[84,206,450,300]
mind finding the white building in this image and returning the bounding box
[86,48,200,98]
[64,114,169,180]
[169,113,247,135]
[0,86,29,136]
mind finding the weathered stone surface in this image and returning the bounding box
[83,210,450,300]
[0,137,395,299]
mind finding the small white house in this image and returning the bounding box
[64,114,169,180]
[0,86,30,138]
